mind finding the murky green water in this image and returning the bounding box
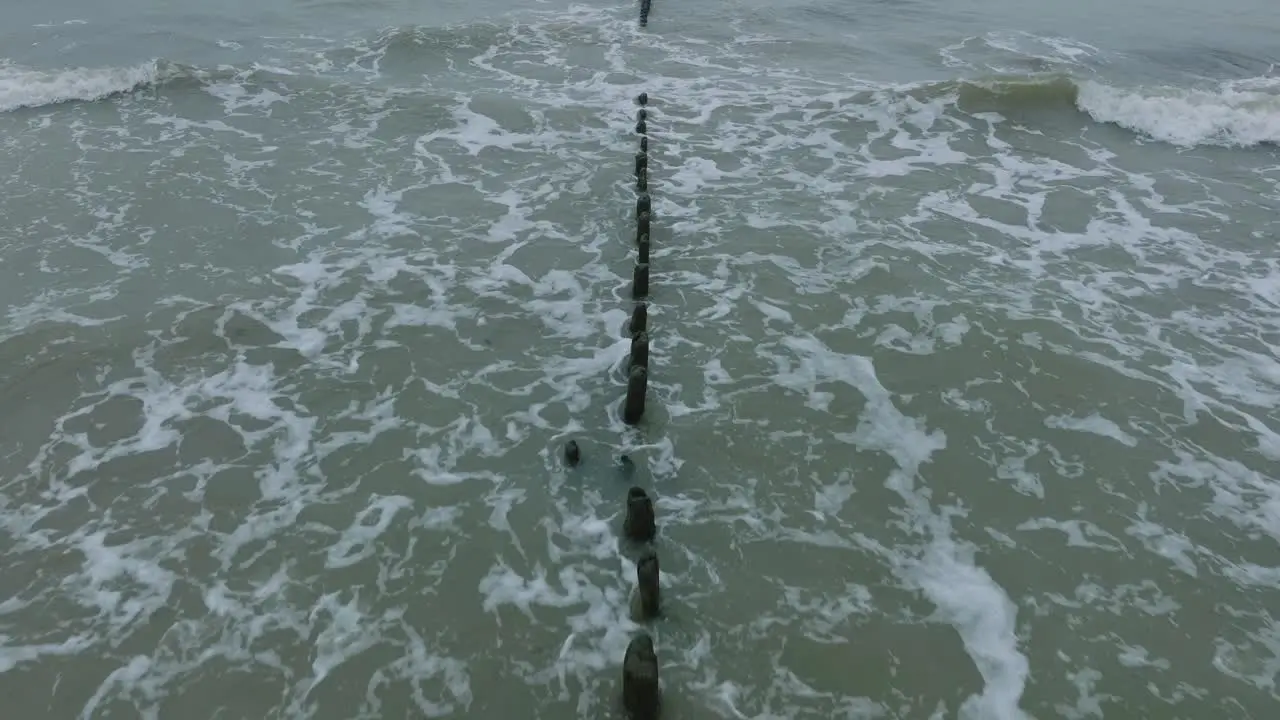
[2,1,1279,718]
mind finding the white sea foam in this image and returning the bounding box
[1045,412,1139,447]
[773,334,1032,718]
[1017,517,1124,550]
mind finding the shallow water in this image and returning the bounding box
[2,1,1279,718]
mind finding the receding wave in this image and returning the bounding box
[913,73,1280,148]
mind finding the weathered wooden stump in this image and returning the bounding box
[622,632,660,719]
[630,332,649,371]
[623,366,648,425]
[624,485,656,541]
[630,303,648,338]
[632,263,649,299]
[634,550,660,620]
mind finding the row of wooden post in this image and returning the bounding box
[620,89,662,720]
[623,90,651,427]
[622,487,660,720]
[622,4,659,714]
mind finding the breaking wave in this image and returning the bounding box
[1077,76,1280,147]
[937,72,1280,148]
[7,47,1277,151]
[0,59,187,112]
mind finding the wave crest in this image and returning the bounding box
[1076,77,1280,148]
[920,73,1280,148]
[0,59,181,113]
